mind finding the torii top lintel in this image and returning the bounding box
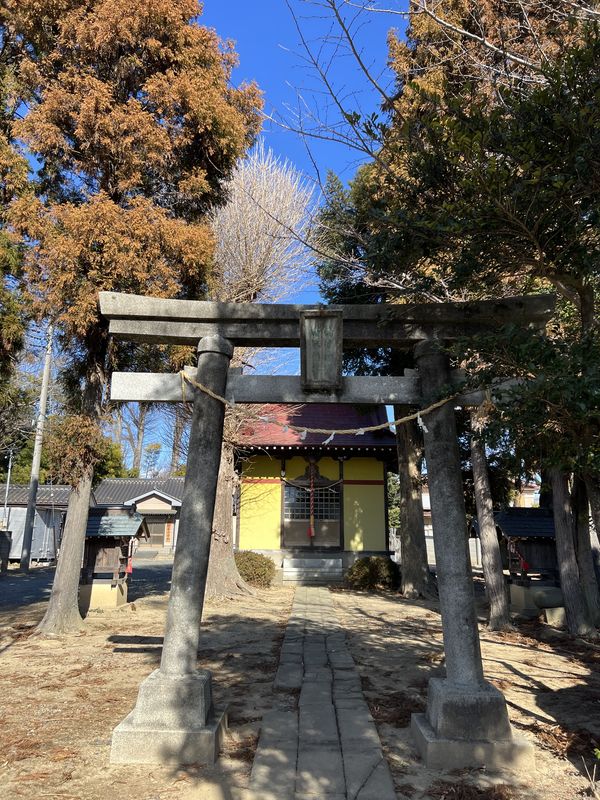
[99,292,556,348]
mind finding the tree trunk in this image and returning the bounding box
[394,406,435,598]
[170,406,185,475]
[550,468,595,636]
[470,411,510,630]
[578,282,597,336]
[132,403,147,474]
[584,473,600,584]
[37,360,105,636]
[573,478,600,626]
[205,445,254,598]
[36,466,91,634]
[539,470,553,509]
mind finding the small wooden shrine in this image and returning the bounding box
[79,511,148,613]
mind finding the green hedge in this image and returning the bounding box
[235,551,276,588]
[345,556,400,591]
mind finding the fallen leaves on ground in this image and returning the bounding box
[428,781,516,799]
[367,689,426,727]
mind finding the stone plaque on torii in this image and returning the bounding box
[102,291,554,770]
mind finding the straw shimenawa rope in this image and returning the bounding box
[179,370,457,440]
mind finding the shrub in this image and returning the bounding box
[345,556,400,591]
[235,551,276,588]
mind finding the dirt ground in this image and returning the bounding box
[1,578,599,800]
[333,589,600,800]
[0,580,294,800]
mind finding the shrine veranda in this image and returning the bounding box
[100,290,555,770]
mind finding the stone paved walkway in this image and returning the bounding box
[249,586,396,800]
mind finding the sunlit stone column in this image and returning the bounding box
[111,335,233,765]
[412,340,533,771]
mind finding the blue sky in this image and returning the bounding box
[198,1,405,382]
[200,3,403,298]
[159,3,406,468]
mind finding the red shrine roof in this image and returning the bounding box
[237,404,397,450]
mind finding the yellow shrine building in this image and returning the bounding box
[235,404,397,582]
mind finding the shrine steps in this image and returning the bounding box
[282,556,344,585]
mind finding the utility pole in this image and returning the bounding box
[2,449,13,529]
[20,324,53,572]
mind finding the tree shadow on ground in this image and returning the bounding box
[339,586,600,794]
[105,602,288,799]
[109,586,600,798]
[3,569,598,800]
[105,589,504,798]
[127,562,173,601]
[0,567,54,610]
[483,620,600,780]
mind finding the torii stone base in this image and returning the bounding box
[110,669,228,765]
[411,678,534,771]
[110,670,227,764]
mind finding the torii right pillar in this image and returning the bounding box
[412,340,534,771]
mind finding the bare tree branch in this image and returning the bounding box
[209,140,317,303]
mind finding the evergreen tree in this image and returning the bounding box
[6,0,262,633]
[0,14,30,449]
[314,4,598,629]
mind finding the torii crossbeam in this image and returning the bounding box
[103,291,553,771]
[102,291,553,406]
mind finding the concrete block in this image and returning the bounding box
[297,745,345,796]
[304,640,327,655]
[304,667,333,684]
[326,633,347,649]
[283,633,304,646]
[335,704,374,727]
[343,748,396,800]
[79,581,127,614]
[333,677,363,697]
[280,651,303,665]
[110,706,227,765]
[332,667,357,682]
[531,586,563,609]
[304,634,326,646]
[334,696,370,712]
[411,714,535,772]
[329,652,355,669]
[426,678,512,742]
[544,606,566,627]
[259,710,298,748]
[356,759,395,800]
[303,649,328,667]
[337,707,381,750]
[250,744,297,794]
[509,584,539,618]
[299,682,333,707]
[285,623,305,637]
[275,663,303,691]
[334,693,368,708]
[281,641,304,655]
[299,705,339,745]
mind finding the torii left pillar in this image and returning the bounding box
[111,335,233,765]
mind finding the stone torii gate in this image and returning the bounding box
[102,291,554,770]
